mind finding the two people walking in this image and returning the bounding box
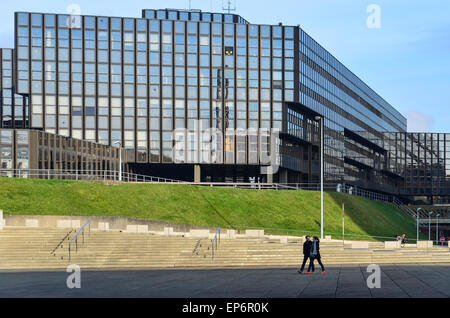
[298,236,326,274]
[395,233,408,248]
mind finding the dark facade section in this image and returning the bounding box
[0,49,29,129]
[0,128,124,178]
[400,133,449,202]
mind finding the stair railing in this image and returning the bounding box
[211,227,221,261]
[68,219,91,263]
[50,229,74,257]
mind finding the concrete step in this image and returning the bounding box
[1,227,450,270]
[3,259,450,269]
[0,259,424,264]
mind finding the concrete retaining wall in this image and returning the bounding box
[417,241,433,249]
[25,219,39,228]
[4,215,221,234]
[3,215,270,240]
[188,229,211,238]
[244,230,264,238]
[164,227,174,236]
[268,235,288,244]
[352,241,369,249]
[98,222,109,231]
[5,215,411,249]
[225,230,236,239]
[126,225,149,233]
[57,220,81,228]
[385,241,401,249]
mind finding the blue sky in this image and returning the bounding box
[1,0,449,132]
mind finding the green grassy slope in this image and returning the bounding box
[0,177,420,240]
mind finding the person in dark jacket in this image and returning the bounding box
[298,236,314,274]
[401,233,408,247]
[305,236,326,274]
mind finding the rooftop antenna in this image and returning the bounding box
[189,0,191,10]
[222,0,236,14]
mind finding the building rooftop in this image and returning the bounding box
[142,8,250,24]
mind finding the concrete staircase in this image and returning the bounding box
[1,227,450,270]
[0,227,74,270]
[193,239,450,266]
[0,228,200,270]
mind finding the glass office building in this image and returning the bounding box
[391,132,450,204]
[0,49,29,128]
[0,8,447,202]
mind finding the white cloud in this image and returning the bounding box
[405,111,434,132]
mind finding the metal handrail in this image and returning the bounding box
[211,227,221,260]
[392,199,416,218]
[0,169,184,184]
[50,229,74,256]
[1,169,399,203]
[68,219,91,262]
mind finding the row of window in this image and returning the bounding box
[299,28,406,130]
[17,12,294,39]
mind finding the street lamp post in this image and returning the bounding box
[114,141,122,182]
[314,116,324,239]
[436,214,440,245]
[416,208,422,243]
[428,211,433,241]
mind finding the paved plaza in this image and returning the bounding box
[1,264,450,298]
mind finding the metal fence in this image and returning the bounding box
[0,169,183,183]
[1,168,398,204]
[185,182,395,203]
[392,199,450,219]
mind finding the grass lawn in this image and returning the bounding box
[0,177,421,241]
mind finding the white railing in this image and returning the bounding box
[0,169,184,183]
[392,198,417,218]
[1,169,396,203]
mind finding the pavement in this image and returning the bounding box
[1,264,450,298]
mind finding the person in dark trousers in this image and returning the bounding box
[298,236,314,274]
[305,236,326,274]
[401,233,408,247]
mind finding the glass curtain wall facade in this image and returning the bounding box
[0,49,29,128]
[0,128,123,178]
[297,29,407,190]
[14,10,291,168]
[396,133,449,202]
